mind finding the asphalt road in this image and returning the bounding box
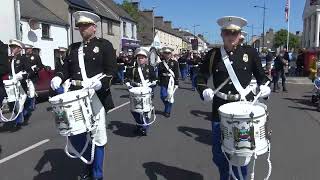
[0,79,320,180]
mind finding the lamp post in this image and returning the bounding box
[254,0,267,50]
[152,6,157,44]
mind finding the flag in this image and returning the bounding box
[285,0,289,22]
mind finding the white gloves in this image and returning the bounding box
[259,85,271,98]
[174,85,179,89]
[83,79,102,91]
[31,65,37,71]
[15,71,27,80]
[50,76,62,90]
[125,82,132,89]
[202,88,215,102]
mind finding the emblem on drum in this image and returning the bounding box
[243,54,248,62]
[93,46,99,53]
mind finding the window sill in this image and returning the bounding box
[108,33,114,36]
[41,37,53,41]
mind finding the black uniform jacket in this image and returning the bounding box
[158,59,179,87]
[126,63,156,86]
[55,37,117,111]
[196,45,268,121]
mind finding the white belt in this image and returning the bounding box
[179,62,187,64]
[162,73,172,77]
[190,65,199,67]
[117,63,124,65]
[71,80,82,86]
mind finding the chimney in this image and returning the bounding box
[164,21,172,29]
[131,1,139,9]
[155,16,164,26]
[173,28,180,31]
[141,10,153,19]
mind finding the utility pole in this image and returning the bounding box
[254,0,267,49]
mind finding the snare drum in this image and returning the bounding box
[3,80,20,102]
[219,101,269,157]
[49,89,95,136]
[129,87,152,113]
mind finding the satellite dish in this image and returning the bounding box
[28,31,38,42]
[29,19,40,30]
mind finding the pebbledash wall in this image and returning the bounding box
[20,19,69,69]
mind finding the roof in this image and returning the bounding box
[20,0,68,25]
[67,0,119,21]
[99,0,136,22]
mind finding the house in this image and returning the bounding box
[302,0,320,48]
[0,0,19,44]
[100,0,139,51]
[19,0,69,68]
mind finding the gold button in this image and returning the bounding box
[230,52,233,55]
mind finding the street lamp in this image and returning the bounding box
[151,6,157,43]
[192,24,200,39]
[254,0,268,50]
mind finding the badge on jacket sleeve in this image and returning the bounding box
[31,56,34,60]
[93,46,99,53]
[243,54,248,63]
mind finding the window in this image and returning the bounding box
[123,22,127,37]
[131,24,135,39]
[42,23,51,39]
[108,21,113,35]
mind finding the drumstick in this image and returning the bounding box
[213,77,231,94]
[251,81,270,105]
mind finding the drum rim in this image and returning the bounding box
[218,102,266,118]
[49,90,89,104]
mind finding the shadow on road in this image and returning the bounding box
[288,106,318,112]
[177,126,212,146]
[120,94,129,99]
[190,110,211,121]
[143,162,204,180]
[107,121,139,138]
[113,87,128,91]
[33,149,81,180]
[284,97,314,107]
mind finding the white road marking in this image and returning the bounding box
[0,101,130,164]
[0,139,50,164]
[108,101,130,113]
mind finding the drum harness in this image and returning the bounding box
[0,58,27,122]
[212,47,272,180]
[63,42,106,164]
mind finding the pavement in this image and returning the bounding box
[0,78,320,180]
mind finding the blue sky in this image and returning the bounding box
[115,0,304,43]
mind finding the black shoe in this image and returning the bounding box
[164,113,170,118]
[140,129,147,136]
[283,89,288,92]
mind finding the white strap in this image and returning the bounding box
[78,43,88,81]
[137,66,147,87]
[162,60,175,78]
[11,58,16,77]
[220,47,252,100]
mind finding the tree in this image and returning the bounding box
[120,0,143,32]
[274,29,300,49]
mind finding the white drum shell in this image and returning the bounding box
[129,87,152,113]
[219,101,268,156]
[3,80,20,102]
[49,89,95,136]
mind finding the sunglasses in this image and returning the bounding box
[222,30,241,36]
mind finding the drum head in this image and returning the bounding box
[219,101,265,119]
[49,89,89,104]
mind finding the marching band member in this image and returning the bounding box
[54,47,68,71]
[50,11,117,180]
[125,48,157,136]
[178,51,188,81]
[22,44,45,121]
[158,47,179,118]
[0,40,9,107]
[116,51,126,84]
[189,51,202,91]
[7,40,34,129]
[196,16,270,180]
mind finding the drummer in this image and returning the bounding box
[196,16,271,180]
[125,48,157,136]
[158,47,179,118]
[7,40,35,129]
[50,11,117,180]
[0,40,9,107]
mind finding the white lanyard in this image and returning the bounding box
[11,58,16,77]
[137,66,147,87]
[162,60,175,78]
[78,43,88,81]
